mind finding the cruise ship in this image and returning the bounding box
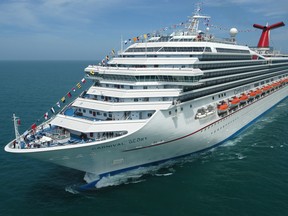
[5,6,288,189]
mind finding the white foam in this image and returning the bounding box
[236,153,246,160]
[65,185,80,194]
[94,162,176,189]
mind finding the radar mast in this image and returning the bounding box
[188,3,210,34]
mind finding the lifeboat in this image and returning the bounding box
[271,83,278,88]
[248,91,257,99]
[217,103,229,114]
[261,85,271,92]
[282,78,288,84]
[239,93,249,104]
[271,82,281,90]
[229,97,240,108]
[255,89,262,97]
[195,105,216,119]
[195,107,207,119]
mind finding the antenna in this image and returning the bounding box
[253,22,285,48]
[188,3,210,34]
[13,114,21,148]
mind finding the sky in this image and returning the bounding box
[0,0,287,60]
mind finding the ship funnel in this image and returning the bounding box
[253,22,285,48]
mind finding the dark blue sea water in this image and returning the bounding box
[0,61,288,216]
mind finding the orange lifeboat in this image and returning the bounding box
[239,93,249,103]
[229,97,240,110]
[261,85,271,92]
[248,91,257,98]
[255,89,262,96]
[271,83,278,88]
[217,103,229,114]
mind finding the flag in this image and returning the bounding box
[61,97,66,103]
[133,37,137,42]
[106,55,109,61]
[76,83,81,89]
[50,107,55,114]
[90,70,94,75]
[56,102,61,108]
[124,40,128,45]
[143,34,147,39]
[111,49,115,56]
[81,78,86,83]
[67,92,72,98]
[44,112,49,120]
[31,123,37,131]
[17,119,21,125]
[72,87,76,92]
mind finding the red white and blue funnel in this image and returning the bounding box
[253,22,285,48]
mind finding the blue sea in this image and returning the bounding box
[0,61,288,216]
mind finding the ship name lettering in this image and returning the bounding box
[92,142,124,150]
[128,137,147,144]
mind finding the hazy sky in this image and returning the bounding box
[1,0,287,60]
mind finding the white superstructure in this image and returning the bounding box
[5,5,288,189]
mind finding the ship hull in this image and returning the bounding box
[6,85,287,185]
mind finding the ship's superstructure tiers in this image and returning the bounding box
[5,5,288,188]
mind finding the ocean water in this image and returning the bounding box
[0,60,288,216]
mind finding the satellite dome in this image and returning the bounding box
[230,28,238,37]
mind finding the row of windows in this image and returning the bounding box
[202,65,267,79]
[78,108,113,118]
[125,47,211,53]
[197,60,265,70]
[93,73,202,83]
[125,47,250,54]
[216,48,250,54]
[98,83,179,90]
[203,68,274,86]
[180,70,288,102]
[135,75,201,83]
[208,116,240,135]
[106,60,264,72]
